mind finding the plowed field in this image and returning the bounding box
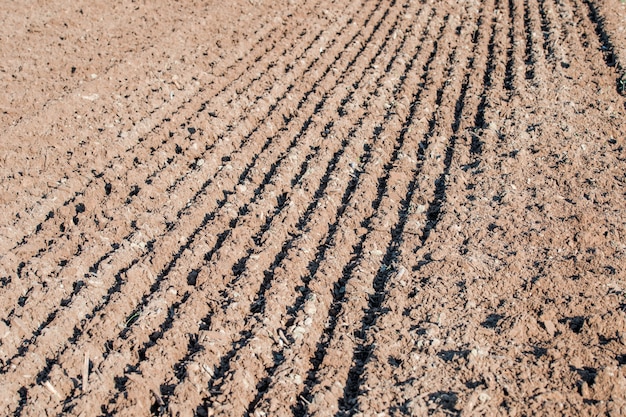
[1,0,626,415]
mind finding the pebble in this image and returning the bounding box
[543,320,556,337]
[304,302,317,316]
[292,326,306,340]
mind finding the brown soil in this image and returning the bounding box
[1,0,626,415]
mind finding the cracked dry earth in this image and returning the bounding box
[1,0,626,415]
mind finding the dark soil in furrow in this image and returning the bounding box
[1,0,625,416]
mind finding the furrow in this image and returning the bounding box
[0,0,335,322]
[0,3,291,252]
[250,7,441,416]
[0,4,339,371]
[93,0,397,414]
[6,0,392,414]
[504,0,517,94]
[523,0,550,85]
[536,0,557,62]
[0,0,348,344]
[523,0,538,80]
[469,0,508,157]
[296,12,463,417]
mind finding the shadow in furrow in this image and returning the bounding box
[472,9,499,155]
[581,0,624,95]
[504,0,516,93]
[537,0,555,60]
[523,0,536,80]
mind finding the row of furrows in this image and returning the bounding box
[0,11,295,315]
[0,0,348,367]
[97,0,408,414]
[347,0,498,411]
[1,0,360,410]
[196,4,437,416]
[325,4,489,415]
[1,0,337,261]
[4,0,390,414]
[265,9,464,416]
[0,0,337,320]
[576,0,626,97]
[0,3,284,242]
[178,5,465,416]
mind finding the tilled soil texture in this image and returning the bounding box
[1,0,626,415]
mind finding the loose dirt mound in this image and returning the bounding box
[1,0,626,415]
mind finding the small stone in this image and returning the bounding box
[304,303,317,316]
[430,248,446,261]
[0,321,9,338]
[543,320,556,337]
[580,381,590,397]
[292,326,306,340]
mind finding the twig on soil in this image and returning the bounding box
[125,311,141,328]
[152,389,165,406]
[43,381,62,400]
[82,351,90,392]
